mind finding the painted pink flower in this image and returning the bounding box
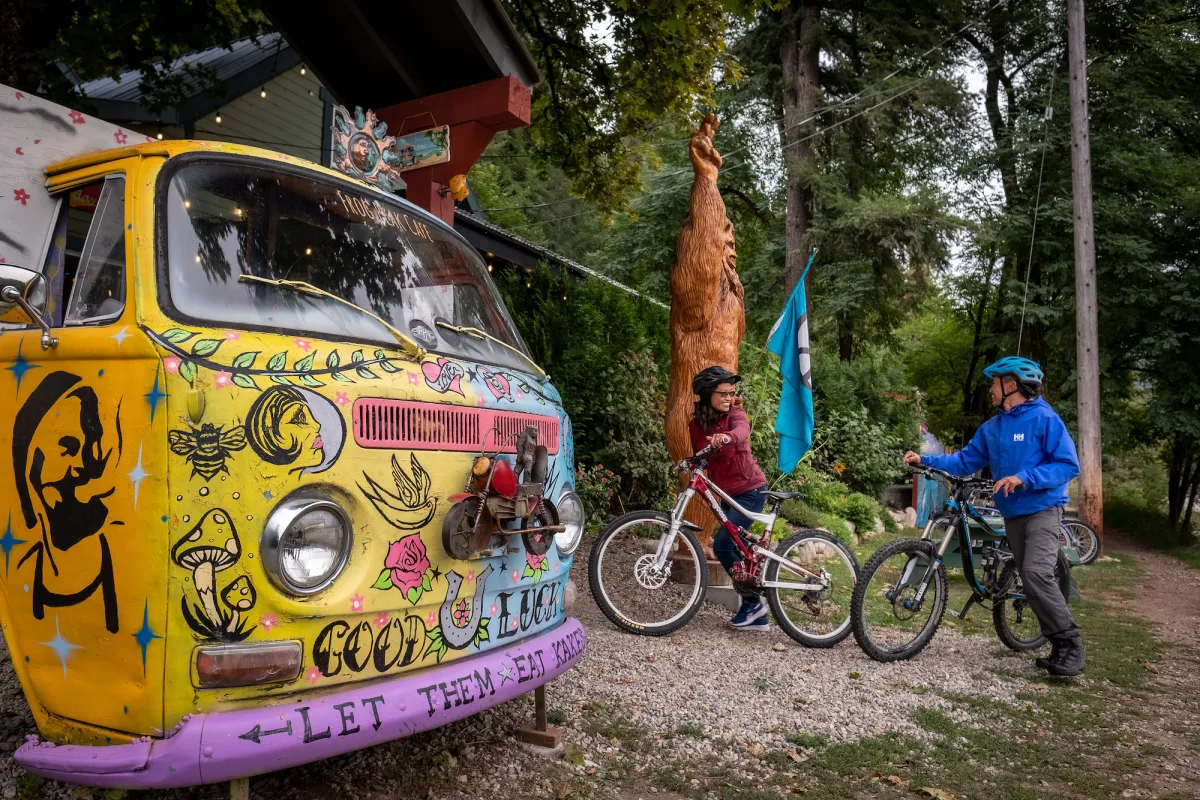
[407,372,420,386]
[466,570,475,582]
[13,188,30,206]
[214,372,232,388]
[224,331,240,341]
[164,356,181,373]
[526,551,547,571]
[453,599,470,627]
[335,391,350,407]
[511,570,520,582]
[385,534,431,596]
[490,603,498,616]
[113,131,127,145]
[515,387,525,400]
[14,91,24,100]
[294,339,312,352]
[511,618,519,630]
[350,593,364,613]
[259,613,279,632]
[427,611,436,627]
[68,110,85,124]
[306,666,321,685]
[374,612,390,628]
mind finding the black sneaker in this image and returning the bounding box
[1034,639,1061,670]
[1048,640,1086,676]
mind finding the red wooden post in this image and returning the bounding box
[376,76,531,225]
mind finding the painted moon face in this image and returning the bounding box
[293,386,346,475]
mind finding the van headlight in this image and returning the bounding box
[261,494,351,595]
[555,491,585,555]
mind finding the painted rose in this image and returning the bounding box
[526,551,547,571]
[385,534,431,595]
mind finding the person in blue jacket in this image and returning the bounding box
[903,356,1085,676]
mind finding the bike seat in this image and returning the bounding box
[762,490,802,501]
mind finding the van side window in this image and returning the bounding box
[62,176,127,326]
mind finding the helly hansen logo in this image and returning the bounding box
[1013,433,1025,442]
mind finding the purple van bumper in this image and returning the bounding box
[15,618,586,789]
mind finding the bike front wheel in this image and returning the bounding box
[851,538,947,662]
[765,530,859,648]
[588,510,708,636]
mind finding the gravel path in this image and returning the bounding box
[0,538,1039,800]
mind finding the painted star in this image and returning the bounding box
[430,565,442,582]
[131,601,161,676]
[5,340,40,396]
[41,618,82,677]
[0,514,26,576]
[127,444,149,507]
[498,662,515,686]
[111,326,131,347]
[143,366,165,424]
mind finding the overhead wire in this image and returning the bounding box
[1015,66,1058,357]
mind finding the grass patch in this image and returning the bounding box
[784,731,828,749]
[650,766,690,793]
[674,723,707,739]
[910,707,958,736]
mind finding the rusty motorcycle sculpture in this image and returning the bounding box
[442,426,562,560]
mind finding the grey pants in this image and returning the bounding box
[1004,506,1082,645]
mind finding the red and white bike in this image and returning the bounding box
[588,445,860,647]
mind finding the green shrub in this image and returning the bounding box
[842,493,880,532]
[780,499,822,529]
[575,463,618,528]
[819,512,854,544]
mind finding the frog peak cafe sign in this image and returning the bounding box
[331,105,451,193]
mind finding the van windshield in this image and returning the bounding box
[162,160,531,372]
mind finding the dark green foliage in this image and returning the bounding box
[495,263,672,514]
[779,499,822,529]
[3,0,270,110]
[842,493,881,532]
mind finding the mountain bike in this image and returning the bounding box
[851,465,1072,662]
[968,487,1100,566]
[588,444,860,647]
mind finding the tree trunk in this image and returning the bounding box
[779,0,821,297]
[1182,467,1200,540]
[0,0,28,89]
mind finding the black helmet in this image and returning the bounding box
[692,365,741,396]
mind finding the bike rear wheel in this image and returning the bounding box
[991,561,1045,650]
[588,510,708,636]
[851,538,947,662]
[765,530,859,648]
[1061,517,1100,565]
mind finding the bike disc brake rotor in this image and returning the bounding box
[633,553,670,590]
[891,585,919,620]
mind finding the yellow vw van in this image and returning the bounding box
[0,85,585,788]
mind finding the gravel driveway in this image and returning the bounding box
[0,541,1036,800]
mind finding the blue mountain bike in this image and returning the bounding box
[850,466,1072,662]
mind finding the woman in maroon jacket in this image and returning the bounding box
[688,366,771,631]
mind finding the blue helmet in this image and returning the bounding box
[983,356,1044,387]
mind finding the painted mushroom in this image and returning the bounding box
[220,575,257,634]
[172,509,241,631]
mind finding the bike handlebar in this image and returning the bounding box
[678,444,715,472]
[911,465,991,489]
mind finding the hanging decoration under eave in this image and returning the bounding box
[330,105,451,193]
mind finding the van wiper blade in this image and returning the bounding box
[238,275,426,360]
[435,319,546,378]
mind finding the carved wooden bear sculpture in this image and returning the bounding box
[665,114,746,547]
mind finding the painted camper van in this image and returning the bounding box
[0,84,586,788]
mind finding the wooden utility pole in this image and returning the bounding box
[1066,0,1104,545]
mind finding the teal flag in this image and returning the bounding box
[767,253,816,473]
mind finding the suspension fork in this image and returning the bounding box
[651,488,695,569]
[904,516,959,607]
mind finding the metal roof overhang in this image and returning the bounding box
[257,0,541,108]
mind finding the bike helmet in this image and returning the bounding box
[692,365,741,396]
[982,356,1044,387]
[983,356,1043,406]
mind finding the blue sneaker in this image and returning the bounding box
[741,615,771,632]
[730,598,768,628]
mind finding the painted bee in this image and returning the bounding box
[169,423,247,481]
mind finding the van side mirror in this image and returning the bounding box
[0,264,58,350]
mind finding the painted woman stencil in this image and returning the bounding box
[245,385,345,476]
